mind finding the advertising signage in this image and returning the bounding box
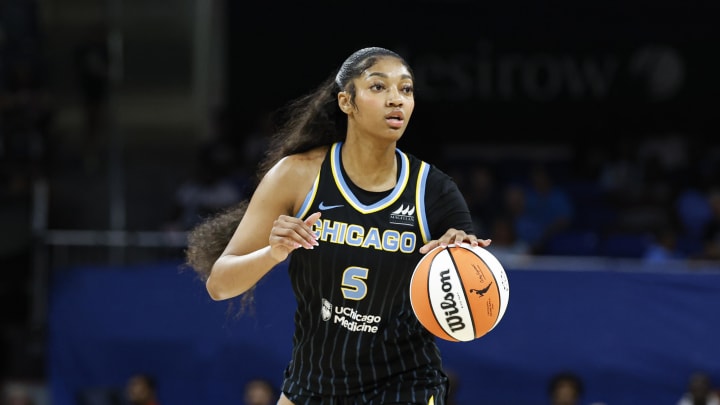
[226,2,718,142]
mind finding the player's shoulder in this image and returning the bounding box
[273,146,329,175]
[396,148,455,187]
[399,148,444,173]
[285,145,329,163]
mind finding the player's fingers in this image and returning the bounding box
[419,240,439,254]
[419,229,488,254]
[272,216,316,249]
[463,234,479,247]
[269,229,305,250]
[437,228,462,247]
[305,211,322,226]
[298,212,321,247]
[450,232,467,246]
[286,213,320,248]
[303,212,322,242]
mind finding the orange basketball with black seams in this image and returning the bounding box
[409,244,510,342]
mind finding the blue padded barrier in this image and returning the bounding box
[49,260,720,405]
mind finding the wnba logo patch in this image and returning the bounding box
[390,204,415,227]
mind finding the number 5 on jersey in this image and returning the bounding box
[341,267,369,300]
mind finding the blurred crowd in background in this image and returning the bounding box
[156,114,720,269]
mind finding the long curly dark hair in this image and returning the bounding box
[184,47,413,314]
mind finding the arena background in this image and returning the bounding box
[1,0,719,404]
[225,1,718,155]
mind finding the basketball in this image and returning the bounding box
[409,244,510,342]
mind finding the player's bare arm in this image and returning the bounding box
[205,149,325,300]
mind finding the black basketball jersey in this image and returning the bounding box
[281,142,469,403]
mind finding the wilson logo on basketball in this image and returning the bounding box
[389,204,415,226]
[439,269,467,333]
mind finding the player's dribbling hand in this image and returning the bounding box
[268,212,321,262]
[418,228,491,254]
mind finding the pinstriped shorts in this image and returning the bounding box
[283,383,447,405]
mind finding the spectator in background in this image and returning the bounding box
[700,189,720,261]
[637,134,689,186]
[674,176,712,241]
[643,225,686,264]
[673,177,713,258]
[165,143,243,231]
[676,372,720,405]
[486,214,530,261]
[597,137,644,199]
[463,164,504,236]
[3,384,36,405]
[547,371,584,405]
[506,164,574,255]
[125,373,160,405]
[233,111,274,200]
[241,112,273,173]
[243,378,277,405]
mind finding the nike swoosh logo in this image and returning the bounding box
[319,202,344,211]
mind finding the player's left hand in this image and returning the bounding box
[418,228,491,254]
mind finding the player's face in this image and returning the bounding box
[342,57,415,141]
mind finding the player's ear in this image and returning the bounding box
[338,91,352,114]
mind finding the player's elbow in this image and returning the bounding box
[205,274,231,301]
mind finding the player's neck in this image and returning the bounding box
[340,141,398,192]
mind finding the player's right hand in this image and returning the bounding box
[268,212,321,262]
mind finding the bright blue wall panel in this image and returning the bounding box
[48,261,720,405]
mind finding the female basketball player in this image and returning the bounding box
[185,47,491,405]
